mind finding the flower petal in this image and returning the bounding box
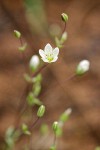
[39,49,45,58]
[44,43,52,54]
[51,56,58,62]
[53,47,59,57]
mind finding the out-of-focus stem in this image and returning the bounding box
[61,22,67,37]
[19,37,27,72]
[53,133,57,146]
[15,63,48,127]
[32,63,49,77]
[29,117,40,131]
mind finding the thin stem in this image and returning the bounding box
[40,73,76,100]
[15,64,48,128]
[29,117,40,131]
[15,84,29,127]
[53,133,57,146]
[20,37,23,46]
[15,117,40,141]
[32,63,49,77]
[19,37,27,72]
[17,64,49,118]
[61,22,67,37]
[62,73,76,84]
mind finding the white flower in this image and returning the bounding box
[76,60,90,75]
[39,43,59,63]
[29,55,40,71]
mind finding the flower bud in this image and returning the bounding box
[29,55,40,71]
[14,30,21,38]
[37,105,45,117]
[76,60,90,75]
[60,108,72,123]
[61,13,68,22]
[52,121,58,132]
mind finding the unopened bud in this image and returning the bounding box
[60,108,72,123]
[37,105,45,117]
[52,121,58,132]
[61,13,68,22]
[14,30,21,38]
[29,55,40,71]
[76,60,90,75]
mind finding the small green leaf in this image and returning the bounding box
[27,92,42,106]
[32,74,42,83]
[33,83,41,97]
[21,124,31,135]
[60,32,67,44]
[55,37,62,48]
[33,98,42,105]
[18,43,27,52]
[24,73,32,83]
[5,126,20,149]
[27,92,34,106]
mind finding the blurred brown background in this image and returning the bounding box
[0,0,100,150]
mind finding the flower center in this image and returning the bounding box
[46,54,54,62]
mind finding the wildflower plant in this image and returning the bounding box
[4,12,91,150]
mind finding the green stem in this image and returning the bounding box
[61,22,67,38]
